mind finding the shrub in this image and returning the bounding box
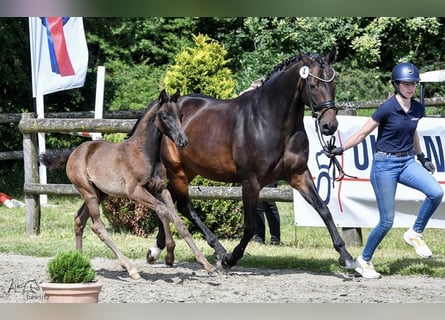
[163,33,235,98]
[101,197,158,237]
[47,250,96,283]
[186,176,244,239]
[101,188,244,239]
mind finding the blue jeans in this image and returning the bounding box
[361,152,443,262]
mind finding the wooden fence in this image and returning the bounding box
[4,96,445,161]
[0,110,144,161]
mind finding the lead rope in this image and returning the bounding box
[326,135,357,186]
[314,119,357,187]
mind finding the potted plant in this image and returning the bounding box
[40,250,103,303]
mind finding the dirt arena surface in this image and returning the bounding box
[1,252,445,303]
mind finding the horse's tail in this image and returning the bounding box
[39,148,74,170]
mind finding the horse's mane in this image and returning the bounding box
[263,54,301,82]
[126,99,158,139]
[241,52,326,94]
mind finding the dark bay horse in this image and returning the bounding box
[40,89,217,279]
[151,51,356,271]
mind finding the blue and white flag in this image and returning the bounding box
[29,17,88,97]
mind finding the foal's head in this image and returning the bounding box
[155,89,188,149]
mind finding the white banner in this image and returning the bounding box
[29,17,88,97]
[294,115,445,228]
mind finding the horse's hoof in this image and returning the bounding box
[146,248,161,264]
[339,256,357,270]
[214,254,223,270]
[165,261,174,268]
[208,268,219,277]
[219,253,233,272]
[129,270,141,280]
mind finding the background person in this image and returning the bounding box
[253,182,281,245]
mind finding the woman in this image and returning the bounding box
[327,62,443,279]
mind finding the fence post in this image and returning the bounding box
[337,108,363,247]
[21,113,41,235]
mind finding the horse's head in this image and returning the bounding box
[299,50,338,135]
[156,89,188,149]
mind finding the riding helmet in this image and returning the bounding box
[391,62,420,83]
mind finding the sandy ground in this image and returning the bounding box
[1,252,445,303]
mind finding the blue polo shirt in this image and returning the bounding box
[372,95,425,153]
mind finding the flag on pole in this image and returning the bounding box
[29,17,88,97]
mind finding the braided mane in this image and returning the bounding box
[242,53,326,94]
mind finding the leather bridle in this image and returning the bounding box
[300,64,337,119]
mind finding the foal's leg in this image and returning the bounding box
[133,186,217,276]
[146,219,165,264]
[289,170,356,270]
[130,186,177,267]
[166,179,227,267]
[160,142,226,267]
[158,189,218,276]
[80,191,141,279]
[74,202,90,251]
[155,206,176,267]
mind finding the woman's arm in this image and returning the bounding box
[343,118,379,151]
[413,130,422,154]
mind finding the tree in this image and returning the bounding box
[351,17,442,68]
[85,18,196,111]
[221,17,368,93]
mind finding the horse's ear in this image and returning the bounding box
[325,50,336,64]
[299,50,311,65]
[159,89,168,104]
[171,89,180,102]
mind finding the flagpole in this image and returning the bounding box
[29,17,88,207]
[92,66,105,140]
[36,94,48,205]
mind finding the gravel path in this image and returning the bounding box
[1,253,445,303]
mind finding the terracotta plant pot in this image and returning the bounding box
[40,280,103,303]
